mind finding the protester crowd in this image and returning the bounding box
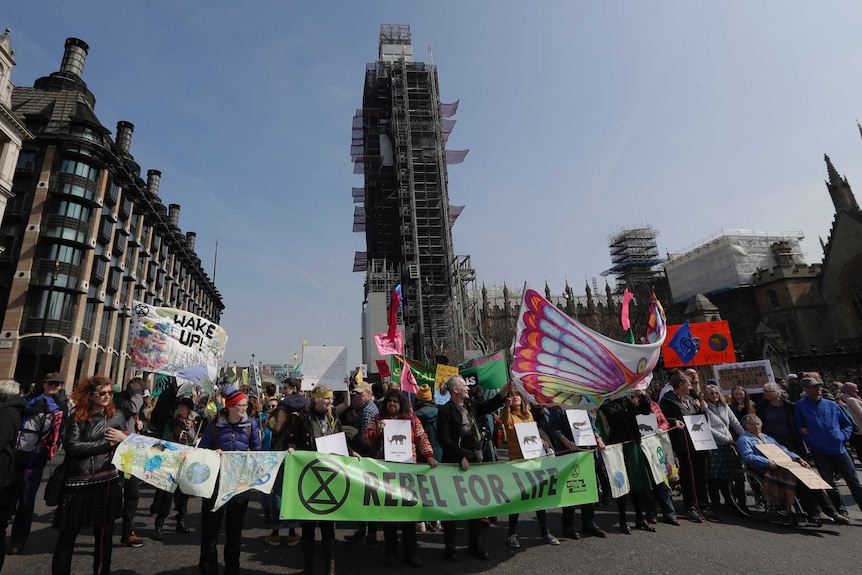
[1,367,862,574]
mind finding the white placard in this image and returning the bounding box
[601,443,630,498]
[314,432,349,456]
[636,413,659,436]
[514,421,546,459]
[302,346,348,390]
[382,419,414,462]
[712,359,775,394]
[565,409,597,447]
[683,414,718,451]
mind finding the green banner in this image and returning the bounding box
[390,355,436,387]
[280,451,597,522]
[459,350,509,391]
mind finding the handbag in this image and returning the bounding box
[44,460,67,506]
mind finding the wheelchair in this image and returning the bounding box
[726,449,814,527]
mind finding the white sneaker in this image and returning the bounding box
[541,531,560,545]
[507,534,520,548]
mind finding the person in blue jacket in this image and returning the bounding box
[198,385,260,575]
[794,375,862,517]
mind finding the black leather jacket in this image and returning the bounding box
[64,411,126,477]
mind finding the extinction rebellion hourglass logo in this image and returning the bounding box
[298,458,351,515]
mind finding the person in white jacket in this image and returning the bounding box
[704,383,744,509]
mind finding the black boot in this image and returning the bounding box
[301,538,315,574]
[176,517,190,534]
[152,519,164,541]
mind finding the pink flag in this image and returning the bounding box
[400,362,419,394]
[375,331,404,356]
[621,289,634,331]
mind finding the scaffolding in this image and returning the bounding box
[664,229,806,303]
[601,225,665,291]
[351,24,467,364]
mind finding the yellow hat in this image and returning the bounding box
[416,384,433,402]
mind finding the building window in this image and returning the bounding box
[46,244,83,267]
[60,159,99,182]
[56,200,91,223]
[16,150,37,171]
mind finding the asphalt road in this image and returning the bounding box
[4,457,862,575]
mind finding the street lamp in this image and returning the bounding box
[33,259,60,383]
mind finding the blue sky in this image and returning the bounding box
[5,1,862,368]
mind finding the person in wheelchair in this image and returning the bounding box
[737,414,848,526]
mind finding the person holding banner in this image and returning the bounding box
[500,387,561,548]
[660,371,720,523]
[197,385,260,575]
[737,414,845,526]
[537,406,609,538]
[437,376,510,561]
[362,389,438,566]
[151,398,198,541]
[287,384,360,575]
[51,376,127,575]
[597,396,656,534]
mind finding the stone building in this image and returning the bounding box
[0,38,223,387]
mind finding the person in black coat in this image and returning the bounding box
[436,376,510,562]
[659,371,719,524]
[0,379,26,573]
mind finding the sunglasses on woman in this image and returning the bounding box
[93,390,113,397]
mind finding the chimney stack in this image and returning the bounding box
[186,232,197,252]
[168,204,180,228]
[116,121,134,154]
[146,169,161,196]
[60,38,89,77]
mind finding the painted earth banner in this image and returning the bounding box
[112,434,194,492]
[280,450,597,522]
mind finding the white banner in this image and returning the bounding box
[639,433,666,485]
[302,346,348,390]
[600,443,630,498]
[177,448,221,498]
[129,300,227,376]
[213,451,286,511]
[112,434,193,493]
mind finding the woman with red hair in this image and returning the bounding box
[52,375,127,575]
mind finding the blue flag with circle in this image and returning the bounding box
[667,322,698,365]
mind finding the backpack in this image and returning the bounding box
[15,397,62,468]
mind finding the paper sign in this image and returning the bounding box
[382,419,414,462]
[302,346,348,390]
[435,364,460,389]
[713,360,775,394]
[636,413,659,436]
[683,415,717,451]
[755,443,832,490]
[213,451,286,511]
[565,409,597,447]
[315,432,349,456]
[514,421,546,459]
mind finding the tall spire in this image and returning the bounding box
[825,154,842,186]
[824,154,860,214]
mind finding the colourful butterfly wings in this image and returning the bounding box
[512,289,667,407]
